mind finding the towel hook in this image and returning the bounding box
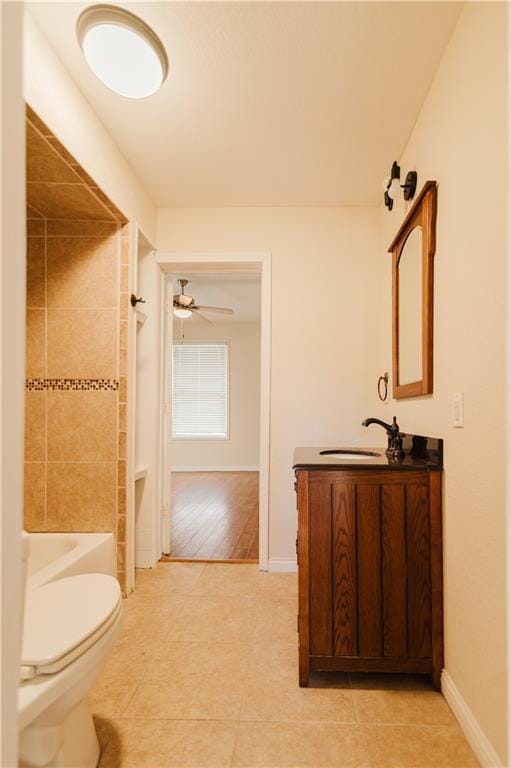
[130,294,146,308]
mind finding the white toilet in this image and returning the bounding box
[19,572,123,768]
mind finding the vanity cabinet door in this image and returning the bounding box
[299,470,441,688]
[332,479,432,662]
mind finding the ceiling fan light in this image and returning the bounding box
[76,5,168,99]
[174,308,193,319]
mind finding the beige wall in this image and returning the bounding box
[171,321,260,469]
[23,11,156,242]
[157,207,382,562]
[378,3,508,761]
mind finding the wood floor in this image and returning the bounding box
[167,471,259,561]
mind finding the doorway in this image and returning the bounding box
[157,255,271,570]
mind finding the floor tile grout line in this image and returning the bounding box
[93,712,464,727]
[117,683,140,717]
[358,718,376,768]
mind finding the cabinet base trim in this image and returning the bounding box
[441,670,503,768]
[310,656,432,675]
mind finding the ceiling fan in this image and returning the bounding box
[173,279,234,322]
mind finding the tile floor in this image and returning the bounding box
[92,563,479,768]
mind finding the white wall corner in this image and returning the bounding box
[441,671,504,768]
[268,559,298,573]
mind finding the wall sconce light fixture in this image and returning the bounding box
[383,161,417,211]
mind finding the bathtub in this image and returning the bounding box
[25,532,116,590]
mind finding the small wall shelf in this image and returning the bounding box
[134,466,148,481]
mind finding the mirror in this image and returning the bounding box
[388,181,437,398]
[398,226,423,384]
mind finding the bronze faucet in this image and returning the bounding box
[361,416,405,461]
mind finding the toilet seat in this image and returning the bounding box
[21,573,122,681]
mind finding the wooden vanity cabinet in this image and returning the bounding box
[296,469,443,689]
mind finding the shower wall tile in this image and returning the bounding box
[47,390,117,462]
[120,293,128,320]
[27,218,45,235]
[121,235,129,264]
[117,570,126,595]
[47,235,118,308]
[120,320,128,348]
[24,106,130,592]
[119,402,127,432]
[118,430,127,459]
[46,136,79,167]
[120,264,129,292]
[26,104,52,137]
[46,220,119,237]
[24,462,46,531]
[46,462,117,531]
[25,391,46,461]
[26,123,82,184]
[72,166,96,186]
[27,181,115,221]
[118,486,126,515]
[117,514,126,543]
[119,376,127,402]
[26,236,46,307]
[47,308,117,378]
[25,309,46,378]
[119,347,127,376]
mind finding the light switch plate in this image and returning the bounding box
[452,392,464,427]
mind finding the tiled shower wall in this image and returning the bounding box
[24,108,130,592]
[25,107,133,591]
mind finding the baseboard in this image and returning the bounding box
[171,466,260,472]
[268,558,298,573]
[441,670,504,768]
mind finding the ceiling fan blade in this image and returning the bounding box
[191,309,212,323]
[194,305,234,315]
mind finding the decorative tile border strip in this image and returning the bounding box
[26,378,119,391]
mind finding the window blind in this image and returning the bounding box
[172,342,228,439]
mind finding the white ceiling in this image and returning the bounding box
[28,2,461,207]
[172,272,261,323]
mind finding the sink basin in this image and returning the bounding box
[319,449,381,460]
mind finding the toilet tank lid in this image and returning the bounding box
[22,573,121,668]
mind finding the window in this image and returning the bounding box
[172,342,229,439]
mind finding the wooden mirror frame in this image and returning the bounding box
[388,180,437,399]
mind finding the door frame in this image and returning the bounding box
[156,251,271,570]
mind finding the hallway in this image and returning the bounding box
[91,563,477,767]
[168,472,259,561]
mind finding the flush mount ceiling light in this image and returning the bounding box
[382,161,417,211]
[77,5,168,98]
